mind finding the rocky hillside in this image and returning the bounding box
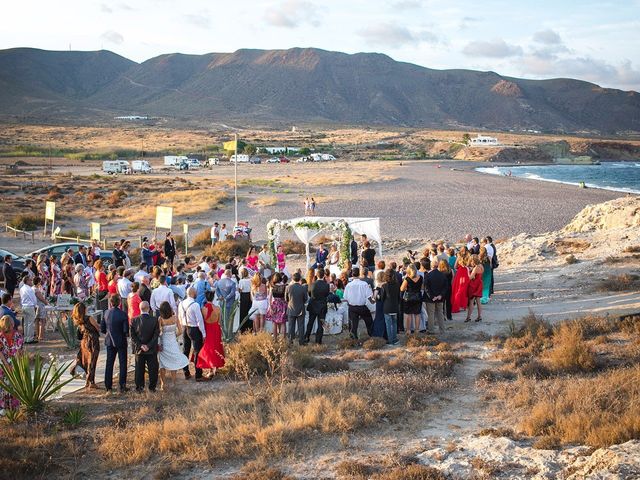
[1,47,639,133]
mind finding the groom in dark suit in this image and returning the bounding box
[131,301,160,392]
[101,294,129,393]
[304,268,330,345]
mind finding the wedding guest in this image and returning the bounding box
[33,277,48,342]
[266,272,288,340]
[250,273,268,333]
[158,300,189,390]
[0,315,24,410]
[305,268,330,344]
[258,243,273,279]
[425,259,447,334]
[131,301,160,392]
[0,293,19,330]
[178,288,207,382]
[465,255,484,323]
[237,267,253,332]
[72,302,100,390]
[197,291,225,377]
[438,260,454,322]
[2,255,17,297]
[343,267,374,339]
[127,282,142,324]
[380,268,400,344]
[150,275,177,317]
[312,243,329,269]
[101,295,129,393]
[400,264,422,335]
[451,247,470,314]
[164,232,176,268]
[215,269,236,328]
[371,271,386,337]
[285,272,308,345]
[94,259,109,311]
[19,276,38,344]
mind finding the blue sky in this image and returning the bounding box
[2,0,639,90]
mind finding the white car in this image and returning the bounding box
[186,159,201,169]
[296,157,308,163]
[266,157,280,163]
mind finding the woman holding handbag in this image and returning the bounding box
[400,264,422,336]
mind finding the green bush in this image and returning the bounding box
[8,214,44,231]
[0,354,73,413]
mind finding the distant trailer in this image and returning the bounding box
[470,135,500,146]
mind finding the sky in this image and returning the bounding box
[2,0,640,91]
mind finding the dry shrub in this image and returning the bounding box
[501,313,553,363]
[507,365,640,447]
[565,254,578,264]
[364,350,384,360]
[249,196,279,208]
[476,368,516,383]
[372,464,446,480]
[532,435,561,450]
[470,457,500,476]
[573,315,617,338]
[375,350,460,378]
[232,459,295,480]
[623,245,640,253]
[86,191,103,201]
[204,238,252,261]
[519,360,551,379]
[406,335,441,348]
[46,186,63,201]
[596,273,640,292]
[190,228,212,249]
[225,332,288,378]
[363,337,387,350]
[546,322,596,373]
[619,315,640,335]
[105,190,126,207]
[338,337,362,350]
[336,460,373,479]
[8,213,44,231]
[478,427,519,439]
[281,239,306,255]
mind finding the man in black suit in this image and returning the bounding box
[350,238,358,266]
[305,268,330,344]
[164,232,176,268]
[130,301,160,392]
[112,241,126,268]
[425,259,447,334]
[101,294,129,393]
[138,276,152,304]
[73,246,88,267]
[2,255,17,297]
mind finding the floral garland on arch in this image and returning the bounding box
[267,219,353,269]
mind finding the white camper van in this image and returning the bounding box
[229,154,250,163]
[102,160,130,174]
[131,160,152,173]
[164,155,188,166]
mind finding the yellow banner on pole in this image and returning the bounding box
[90,222,101,241]
[155,206,173,230]
[45,201,56,221]
[223,139,237,151]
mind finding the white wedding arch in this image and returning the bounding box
[267,216,382,268]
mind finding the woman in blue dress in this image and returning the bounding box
[480,247,493,304]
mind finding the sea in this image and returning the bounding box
[476,162,640,195]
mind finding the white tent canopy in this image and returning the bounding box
[276,216,382,266]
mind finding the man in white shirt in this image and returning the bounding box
[210,222,220,245]
[178,287,208,381]
[258,244,272,279]
[343,267,374,339]
[220,223,228,241]
[465,234,474,251]
[198,256,212,274]
[117,269,133,316]
[149,275,177,316]
[19,276,38,343]
[134,263,150,284]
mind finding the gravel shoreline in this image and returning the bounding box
[236,161,623,243]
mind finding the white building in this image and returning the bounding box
[470,135,500,146]
[263,146,301,154]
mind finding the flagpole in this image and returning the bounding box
[234,133,238,227]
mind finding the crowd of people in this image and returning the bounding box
[0,227,497,408]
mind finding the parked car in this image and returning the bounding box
[266,157,280,163]
[205,157,220,167]
[296,157,308,163]
[29,242,113,266]
[186,158,201,169]
[279,156,290,163]
[0,248,26,284]
[249,156,262,164]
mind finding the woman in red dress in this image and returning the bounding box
[465,255,485,323]
[197,291,225,377]
[451,247,470,314]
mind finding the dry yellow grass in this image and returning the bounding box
[249,196,280,208]
[123,189,228,223]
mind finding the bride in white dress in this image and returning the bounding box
[157,301,189,390]
[327,244,341,276]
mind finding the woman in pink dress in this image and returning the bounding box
[465,255,485,323]
[276,245,289,277]
[245,246,259,275]
[197,291,225,377]
[266,273,287,340]
[451,247,470,314]
[49,255,62,296]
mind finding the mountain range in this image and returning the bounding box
[1,47,639,133]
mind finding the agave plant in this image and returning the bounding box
[0,353,73,413]
[63,406,86,427]
[219,299,239,343]
[57,314,79,349]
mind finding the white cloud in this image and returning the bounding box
[100,30,124,45]
[392,0,422,10]
[358,23,437,48]
[462,39,523,58]
[264,0,321,28]
[184,12,211,29]
[533,29,562,45]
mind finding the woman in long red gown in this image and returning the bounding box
[451,248,470,314]
[465,255,484,323]
[197,291,225,377]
